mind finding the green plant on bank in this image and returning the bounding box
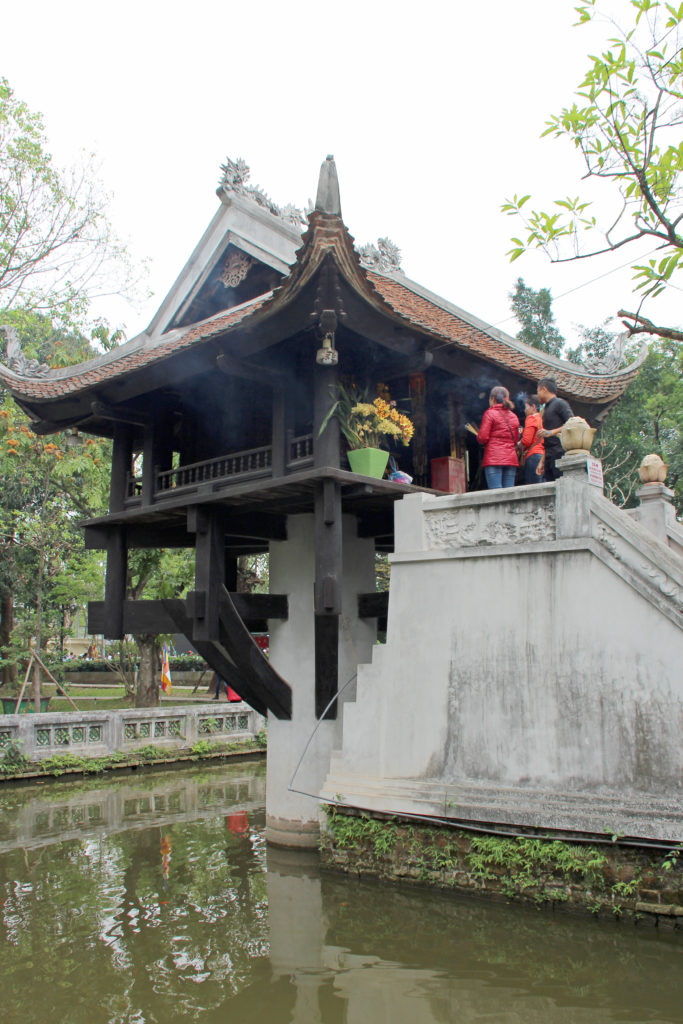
[466,834,609,903]
[323,807,399,857]
[0,734,265,779]
[190,739,225,756]
[133,744,168,762]
[322,808,680,915]
[0,738,29,775]
[662,844,682,872]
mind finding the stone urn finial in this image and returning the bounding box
[560,417,597,454]
[638,453,668,484]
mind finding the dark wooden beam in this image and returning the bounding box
[315,615,339,719]
[88,593,288,635]
[103,527,127,639]
[358,592,389,620]
[84,513,286,552]
[313,478,342,718]
[225,555,238,593]
[216,351,284,383]
[356,510,395,539]
[189,506,225,643]
[219,511,287,541]
[91,400,151,427]
[313,361,339,470]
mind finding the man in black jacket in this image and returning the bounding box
[536,377,573,481]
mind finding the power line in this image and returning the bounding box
[425,246,663,359]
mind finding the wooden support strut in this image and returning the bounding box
[161,598,268,718]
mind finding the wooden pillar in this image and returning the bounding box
[225,554,238,593]
[409,373,428,486]
[141,420,170,507]
[313,362,340,469]
[109,426,133,513]
[103,527,127,639]
[188,507,225,642]
[314,478,342,718]
[271,384,287,477]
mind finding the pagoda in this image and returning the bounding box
[1,156,644,844]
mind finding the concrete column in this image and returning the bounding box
[555,451,598,538]
[631,484,677,545]
[267,847,325,1021]
[266,513,376,847]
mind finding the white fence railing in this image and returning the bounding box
[0,703,264,761]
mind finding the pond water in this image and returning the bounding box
[0,763,680,1024]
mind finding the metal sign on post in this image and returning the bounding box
[586,457,604,488]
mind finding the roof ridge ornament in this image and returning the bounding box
[314,155,342,217]
[0,325,51,378]
[217,157,307,228]
[581,332,632,375]
[358,237,402,274]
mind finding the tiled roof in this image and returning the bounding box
[368,274,645,400]
[0,299,266,400]
[0,212,642,406]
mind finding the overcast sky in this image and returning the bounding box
[1,0,676,350]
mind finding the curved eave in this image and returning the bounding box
[0,211,645,413]
[367,272,648,403]
[0,295,268,410]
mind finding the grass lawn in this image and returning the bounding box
[33,683,216,713]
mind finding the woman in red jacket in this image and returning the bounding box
[477,386,520,489]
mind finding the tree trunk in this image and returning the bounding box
[134,634,159,707]
[0,593,17,686]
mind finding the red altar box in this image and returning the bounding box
[431,457,466,493]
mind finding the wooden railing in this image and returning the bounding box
[287,433,314,467]
[125,473,142,505]
[121,434,315,506]
[156,444,273,493]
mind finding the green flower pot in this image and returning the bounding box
[347,447,390,479]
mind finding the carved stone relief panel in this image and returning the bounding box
[424,500,556,550]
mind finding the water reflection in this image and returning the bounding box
[0,764,680,1024]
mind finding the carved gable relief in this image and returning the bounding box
[221,251,254,289]
[424,500,556,550]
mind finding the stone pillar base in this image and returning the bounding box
[266,814,321,849]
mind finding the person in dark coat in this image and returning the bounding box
[477,386,520,489]
[536,377,573,481]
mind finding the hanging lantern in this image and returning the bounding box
[316,331,338,365]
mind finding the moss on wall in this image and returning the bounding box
[321,806,683,926]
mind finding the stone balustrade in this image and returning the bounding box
[0,702,265,761]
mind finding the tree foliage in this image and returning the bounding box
[503,0,683,340]
[596,336,682,511]
[0,77,140,326]
[509,277,566,356]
